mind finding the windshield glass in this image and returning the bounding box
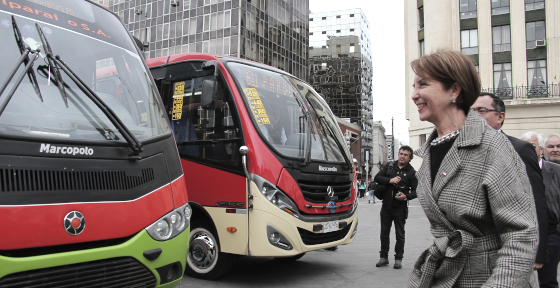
[228,62,349,163]
[0,0,169,142]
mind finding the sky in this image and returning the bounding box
[309,0,410,145]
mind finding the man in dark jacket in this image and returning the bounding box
[374,146,418,269]
[473,93,548,270]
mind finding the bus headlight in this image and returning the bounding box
[252,174,299,217]
[184,205,192,219]
[146,203,191,241]
[155,219,171,239]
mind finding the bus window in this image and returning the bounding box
[170,74,242,171]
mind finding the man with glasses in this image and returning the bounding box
[471,93,548,271]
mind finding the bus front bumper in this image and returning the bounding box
[0,227,190,288]
[249,206,358,257]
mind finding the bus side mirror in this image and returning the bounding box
[201,60,219,109]
[201,79,216,109]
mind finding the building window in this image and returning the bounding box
[336,15,341,18]
[492,25,511,52]
[527,60,547,94]
[418,6,424,30]
[525,0,545,11]
[419,40,425,56]
[350,14,354,17]
[322,31,326,34]
[492,0,509,15]
[321,63,327,70]
[310,18,313,21]
[349,44,355,53]
[336,30,340,33]
[460,0,477,19]
[322,17,326,20]
[461,29,478,55]
[494,63,512,92]
[526,21,546,49]
[350,28,354,32]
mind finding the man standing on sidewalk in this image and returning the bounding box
[374,146,418,269]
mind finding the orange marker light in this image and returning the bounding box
[227,227,237,233]
[284,208,295,215]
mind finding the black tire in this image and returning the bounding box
[185,220,237,280]
[273,253,306,262]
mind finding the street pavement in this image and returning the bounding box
[178,197,434,287]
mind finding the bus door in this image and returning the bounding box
[154,61,249,255]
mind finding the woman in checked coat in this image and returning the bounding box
[408,50,539,287]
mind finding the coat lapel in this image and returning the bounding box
[416,129,456,231]
[431,141,461,201]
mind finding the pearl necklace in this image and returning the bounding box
[430,129,460,146]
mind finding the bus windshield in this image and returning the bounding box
[0,0,169,143]
[228,62,350,164]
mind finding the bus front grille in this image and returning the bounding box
[297,222,352,245]
[298,180,352,203]
[0,257,156,288]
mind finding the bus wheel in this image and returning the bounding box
[273,253,306,262]
[185,220,236,280]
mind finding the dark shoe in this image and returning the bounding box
[376,258,389,267]
[325,246,338,251]
[368,200,370,204]
[394,259,402,269]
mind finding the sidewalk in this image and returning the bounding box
[179,197,434,287]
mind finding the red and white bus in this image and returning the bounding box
[148,53,358,279]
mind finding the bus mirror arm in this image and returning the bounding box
[239,146,253,210]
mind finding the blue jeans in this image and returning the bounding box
[367,191,375,203]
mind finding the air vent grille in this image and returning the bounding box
[0,168,154,192]
[0,257,156,288]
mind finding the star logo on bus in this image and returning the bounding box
[64,211,86,235]
[327,186,334,197]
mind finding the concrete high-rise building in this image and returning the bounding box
[95,0,309,81]
[370,121,387,177]
[308,8,373,174]
[405,0,560,168]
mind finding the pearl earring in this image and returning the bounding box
[451,99,456,104]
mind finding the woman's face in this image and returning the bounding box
[411,74,458,124]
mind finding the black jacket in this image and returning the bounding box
[507,134,549,264]
[374,160,418,209]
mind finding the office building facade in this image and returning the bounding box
[96,0,309,80]
[308,8,373,175]
[405,0,560,168]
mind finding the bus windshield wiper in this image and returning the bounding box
[11,16,43,102]
[34,24,143,157]
[36,23,67,107]
[0,49,41,115]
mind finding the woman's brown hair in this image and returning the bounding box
[410,50,481,115]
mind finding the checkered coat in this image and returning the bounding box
[408,111,539,288]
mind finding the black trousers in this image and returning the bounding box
[379,205,406,260]
[538,231,560,288]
